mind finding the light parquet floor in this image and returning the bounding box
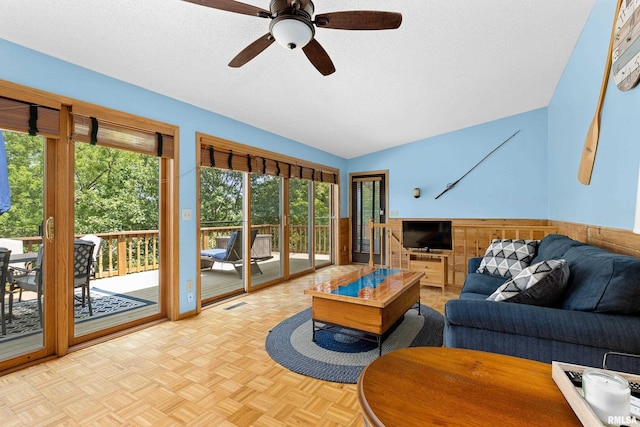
[0,265,461,426]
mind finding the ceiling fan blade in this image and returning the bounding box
[228,34,275,68]
[183,0,270,18]
[315,11,402,30]
[302,39,335,76]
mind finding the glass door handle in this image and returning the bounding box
[45,216,54,242]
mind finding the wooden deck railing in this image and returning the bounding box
[199,224,330,255]
[9,223,330,280]
[11,231,159,279]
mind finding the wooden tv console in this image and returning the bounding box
[407,249,450,292]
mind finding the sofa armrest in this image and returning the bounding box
[468,257,482,273]
[444,298,640,353]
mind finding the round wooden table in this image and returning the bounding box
[357,347,580,426]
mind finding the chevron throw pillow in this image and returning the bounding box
[476,239,539,279]
[487,259,570,306]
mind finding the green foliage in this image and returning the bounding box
[314,182,331,226]
[250,174,280,225]
[289,178,310,226]
[0,132,44,237]
[74,143,159,233]
[200,168,243,227]
[0,131,160,238]
[0,129,334,241]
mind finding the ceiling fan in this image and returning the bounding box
[183,0,403,76]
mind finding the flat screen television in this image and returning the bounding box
[402,220,452,251]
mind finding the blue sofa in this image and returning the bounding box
[444,234,640,373]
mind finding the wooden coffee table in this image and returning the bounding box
[357,347,580,426]
[304,267,424,355]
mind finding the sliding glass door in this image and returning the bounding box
[200,168,245,303]
[200,169,285,299]
[250,174,283,287]
[72,143,161,338]
[314,181,333,267]
[197,134,338,300]
[0,82,176,372]
[0,130,47,362]
[288,178,313,276]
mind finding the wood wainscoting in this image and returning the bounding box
[337,218,351,265]
[551,221,640,258]
[384,218,640,289]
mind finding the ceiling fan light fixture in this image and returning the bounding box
[270,16,314,49]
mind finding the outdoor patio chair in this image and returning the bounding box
[0,247,12,335]
[10,245,44,328]
[0,238,28,273]
[80,234,103,278]
[74,239,95,316]
[200,229,260,278]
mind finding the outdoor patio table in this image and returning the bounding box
[9,252,38,263]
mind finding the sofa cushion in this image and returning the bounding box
[561,245,640,314]
[487,259,570,306]
[460,272,506,296]
[476,239,539,279]
[530,234,585,265]
[444,298,640,356]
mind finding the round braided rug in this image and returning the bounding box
[265,304,444,384]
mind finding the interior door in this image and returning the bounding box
[351,174,386,264]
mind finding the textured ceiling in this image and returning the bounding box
[0,0,596,159]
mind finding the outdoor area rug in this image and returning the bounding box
[1,291,154,342]
[265,304,444,384]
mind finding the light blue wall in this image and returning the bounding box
[348,0,640,231]
[0,39,347,314]
[548,0,640,230]
[348,109,549,220]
